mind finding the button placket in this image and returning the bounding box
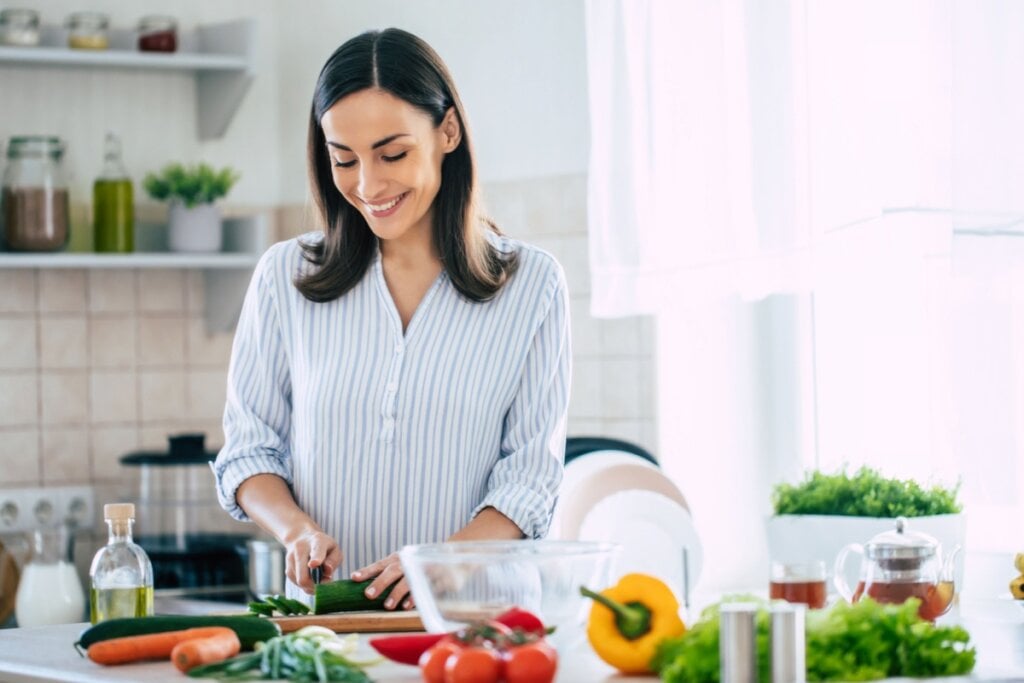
[381,342,405,443]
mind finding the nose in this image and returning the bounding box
[356,162,387,201]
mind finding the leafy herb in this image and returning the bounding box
[249,595,311,617]
[143,162,240,208]
[772,467,961,517]
[653,597,975,683]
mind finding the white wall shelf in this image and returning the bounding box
[0,19,256,140]
[0,214,268,332]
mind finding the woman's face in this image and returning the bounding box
[320,88,460,247]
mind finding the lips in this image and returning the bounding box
[364,192,408,218]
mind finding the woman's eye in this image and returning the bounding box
[382,152,407,163]
[333,158,356,169]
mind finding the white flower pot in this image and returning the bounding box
[765,513,967,595]
[168,201,222,253]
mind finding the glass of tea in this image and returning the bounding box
[769,560,828,609]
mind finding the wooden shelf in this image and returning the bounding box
[0,252,258,269]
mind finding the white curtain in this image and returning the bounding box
[586,0,1024,590]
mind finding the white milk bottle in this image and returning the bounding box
[14,524,86,627]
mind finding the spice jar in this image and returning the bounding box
[67,11,109,50]
[0,8,41,47]
[137,15,177,53]
[1,136,71,252]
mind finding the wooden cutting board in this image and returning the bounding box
[270,610,424,634]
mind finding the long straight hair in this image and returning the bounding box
[296,28,518,302]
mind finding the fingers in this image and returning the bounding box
[285,531,342,595]
[359,555,413,610]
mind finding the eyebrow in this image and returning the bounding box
[325,134,412,151]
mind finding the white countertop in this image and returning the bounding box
[0,600,1020,682]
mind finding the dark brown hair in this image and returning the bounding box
[296,28,518,302]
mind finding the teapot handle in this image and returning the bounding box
[833,543,864,603]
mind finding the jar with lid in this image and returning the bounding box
[138,15,177,53]
[0,8,40,46]
[1,136,71,252]
[67,11,109,50]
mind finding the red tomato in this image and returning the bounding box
[503,641,558,683]
[444,646,503,683]
[419,641,462,683]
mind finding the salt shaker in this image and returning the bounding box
[720,602,759,683]
[770,602,806,683]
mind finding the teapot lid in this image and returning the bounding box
[864,517,938,560]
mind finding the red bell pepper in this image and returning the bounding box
[368,607,547,666]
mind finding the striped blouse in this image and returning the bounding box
[213,231,571,585]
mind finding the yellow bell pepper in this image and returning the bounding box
[581,573,686,674]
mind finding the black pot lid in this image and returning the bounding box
[120,432,218,466]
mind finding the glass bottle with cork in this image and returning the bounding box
[93,132,134,253]
[89,503,154,624]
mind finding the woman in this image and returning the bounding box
[213,28,571,611]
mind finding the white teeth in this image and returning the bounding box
[367,194,404,212]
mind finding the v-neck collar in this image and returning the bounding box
[372,243,448,340]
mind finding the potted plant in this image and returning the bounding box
[143,162,240,253]
[765,467,965,590]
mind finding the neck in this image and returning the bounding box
[379,218,439,270]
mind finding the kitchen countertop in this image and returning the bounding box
[0,600,1020,682]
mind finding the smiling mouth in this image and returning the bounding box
[364,192,408,215]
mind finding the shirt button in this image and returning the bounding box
[394,343,404,355]
[387,381,398,392]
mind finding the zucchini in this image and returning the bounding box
[314,578,395,614]
[75,615,280,652]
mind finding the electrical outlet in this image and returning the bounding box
[0,486,95,534]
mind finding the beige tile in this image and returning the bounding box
[186,318,234,367]
[186,369,227,422]
[600,316,642,356]
[558,234,590,297]
[566,419,603,439]
[568,359,602,420]
[560,174,588,235]
[89,371,138,423]
[90,426,139,480]
[480,183,528,238]
[570,297,600,357]
[139,370,186,421]
[0,271,36,313]
[185,271,205,314]
[524,178,566,236]
[0,316,37,369]
[41,427,90,484]
[638,359,656,417]
[637,317,656,356]
[88,270,136,313]
[0,373,38,427]
[602,358,643,419]
[89,317,137,369]
[0,427,40,484]
[39,316,88,369]
[138,316,186,367]
[40,371,88,425]
[39,270,87,313]
[138,270,185,313]
[601,419,645,447]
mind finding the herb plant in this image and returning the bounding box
[771,467,961,517]
[653,598,975,682]
[143,163,240,208]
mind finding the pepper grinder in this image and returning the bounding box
[770,602,806,683]
[720,602,759,683]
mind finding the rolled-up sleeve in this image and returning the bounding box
[213,247,293,521]
[473,264,571,538]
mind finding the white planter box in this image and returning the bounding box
[765,513,967,593]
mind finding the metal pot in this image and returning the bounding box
[245,539,285,599]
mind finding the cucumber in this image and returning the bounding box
[75,615,280,652]
[314,578,395,614]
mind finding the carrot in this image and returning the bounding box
[86,626,235,666]
[171,628,241,673]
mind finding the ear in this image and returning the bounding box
[440,107,462,153]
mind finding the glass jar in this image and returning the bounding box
[2,136,70,252]
[0,8,41,47]
[14,523,86,627]
[67,11,109,50]
[138,15,177,53]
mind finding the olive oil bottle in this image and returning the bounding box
[93,132,134,252]
[89,503,154,624]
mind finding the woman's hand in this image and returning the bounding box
[283,528,343,595]
[352,552,415,610]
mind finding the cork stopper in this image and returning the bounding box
[104,503,135,522]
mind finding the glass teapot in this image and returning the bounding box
[834,517,960,621]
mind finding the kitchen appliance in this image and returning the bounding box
[119,433,248,601]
